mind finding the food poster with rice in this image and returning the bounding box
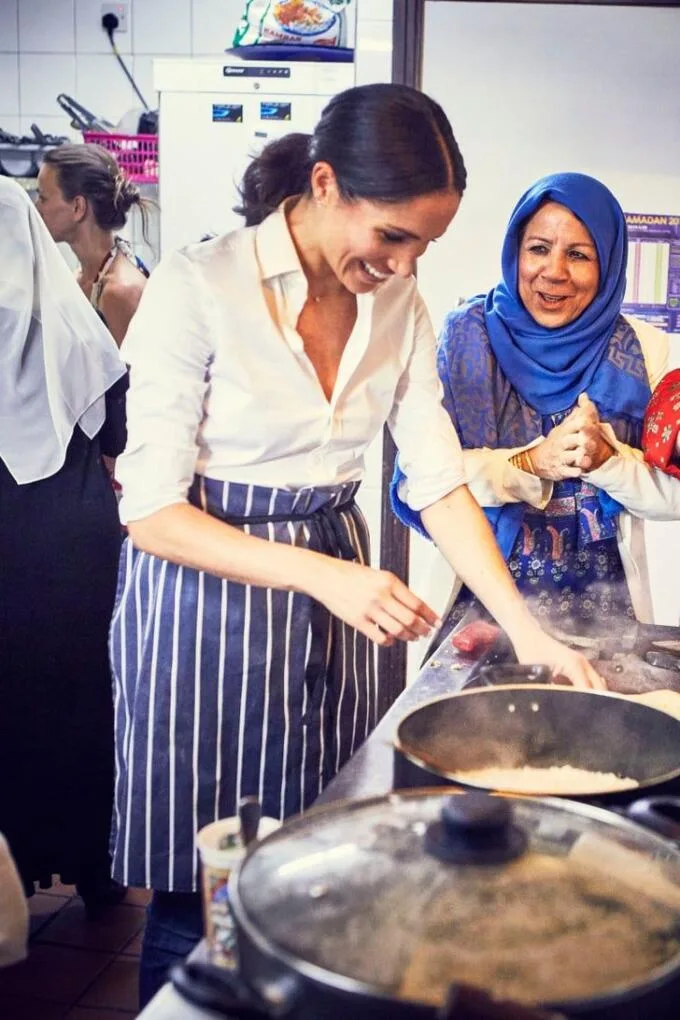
[622,212,680,333]
[233,0,356,50]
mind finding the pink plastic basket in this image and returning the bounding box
[83,131,158,184]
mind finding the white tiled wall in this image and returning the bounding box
[0,1,19,50]
[20,0,76,53]
[0,53,20,115]
[1,0,243,140]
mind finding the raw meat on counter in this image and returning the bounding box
[450,620,501,656]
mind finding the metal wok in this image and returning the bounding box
[393,685,680,803]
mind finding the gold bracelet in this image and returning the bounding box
[510,450,536,475]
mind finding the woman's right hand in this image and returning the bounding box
[530,399,600,481]
[307,558,440,646]
[512,626,606,690]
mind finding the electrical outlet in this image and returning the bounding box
[101,2,129,33]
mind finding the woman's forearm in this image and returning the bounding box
[421,486,605,688]
[126,502,441,647]
[421,485,536,639]
[127,503,325,595]
[463,445,551,509]
[586,432,680,520]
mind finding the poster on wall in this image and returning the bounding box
[622,212,680,334]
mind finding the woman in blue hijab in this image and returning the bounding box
[393,172,677,631]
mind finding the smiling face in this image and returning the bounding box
[309,163,461,294]
[517,201,600,328]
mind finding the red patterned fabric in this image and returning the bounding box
[643,369,680,479]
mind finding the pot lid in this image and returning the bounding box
[233,791,680,1010]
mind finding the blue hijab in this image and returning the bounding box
[485,172,628,413]
[391,173,651,549]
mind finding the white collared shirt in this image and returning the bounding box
[117,204,465,523]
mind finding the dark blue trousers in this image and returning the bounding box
[139,890,203,1009]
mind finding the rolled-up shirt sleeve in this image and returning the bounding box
[390,293,467,511]
[117,251,215,523]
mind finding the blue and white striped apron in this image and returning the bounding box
[109,477,377,892]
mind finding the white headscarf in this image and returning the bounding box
[0,178,125,484]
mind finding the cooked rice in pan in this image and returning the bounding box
[452,764,638,794]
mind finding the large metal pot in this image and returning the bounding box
[172,789,680,1019]
[393,685,680,802]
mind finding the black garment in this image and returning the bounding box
[0,385,126,894]
[99,372,129,457]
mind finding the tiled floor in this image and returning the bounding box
[0,881,150,1020]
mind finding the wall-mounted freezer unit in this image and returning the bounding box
[155,57,355,254]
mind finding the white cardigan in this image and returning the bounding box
[441,316,675,624]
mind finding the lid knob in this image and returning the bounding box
[442,793,513,832]
[425,793,527,865]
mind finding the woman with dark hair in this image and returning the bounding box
[110,85,599,1005]
[37,143,149,346]
[393,173,679,638]
[0,178,126,914]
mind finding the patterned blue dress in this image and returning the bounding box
[501,414,634,629]
[448,403,636,632]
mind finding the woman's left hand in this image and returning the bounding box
[570,393,615,473]
[512,627,607,690]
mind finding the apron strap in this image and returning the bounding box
[217,497,360,726]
